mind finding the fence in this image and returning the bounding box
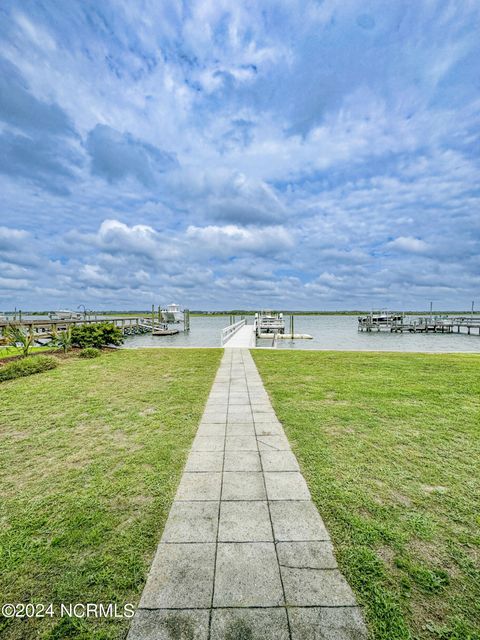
[221,318,246,346]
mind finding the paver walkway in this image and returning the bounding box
[128,349,367,640]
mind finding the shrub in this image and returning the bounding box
[54,326,73,353]
[3,324,35,357]
[70,322,123,349]
[79,347,101,359]
[0,355,58,382]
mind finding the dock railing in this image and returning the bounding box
[221,318,246,346]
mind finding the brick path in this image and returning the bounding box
[128,349,367,640]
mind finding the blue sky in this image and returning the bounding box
[0,1,479,310]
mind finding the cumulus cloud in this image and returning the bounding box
[186,224,293,257]
[387,237,430,254]
[95,219,161,257]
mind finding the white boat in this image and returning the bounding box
[161,303,184,323]
[255,311,285,335]
[358,312,402,326]
[49,310,82,320]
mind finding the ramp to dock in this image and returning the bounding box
[224,324,255,348]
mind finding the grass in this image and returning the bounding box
[252,350,480,640]
[0,346,53,360]
[0,348,221,640]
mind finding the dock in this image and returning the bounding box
[358,313,480,335]
[221,319,255,348]
[0,314,185,343]
[224,324,256,347]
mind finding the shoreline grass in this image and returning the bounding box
[252,350,480,640]
[0,348,221,640]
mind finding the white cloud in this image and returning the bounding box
[186,224,294,256]
[387,237,429,254]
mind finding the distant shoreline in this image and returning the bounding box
[5,310,480,318]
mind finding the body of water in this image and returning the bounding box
[123,315,480,353]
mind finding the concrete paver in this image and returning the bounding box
[161,501,219,543]
[225,435,258,451]
[218,501,272,542]
[185,451,224,472]
[213,542,284,607]
[129,610,209,640]
[289,607,368,640]
[281,566,357,606]
[210,609,289,640]
[175,472,221,501]
[222,471,266,500]
[223,450,261,471]
[277,541,338,569]
[264,471,311,501]
[260,450,300,471]
[139,543,215,608]
[269,501,331,541]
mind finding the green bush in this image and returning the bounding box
[3,324,35,357]
[0,356,58,382]
[79,347,101,359]
[70,322,123,349]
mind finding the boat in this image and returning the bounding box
[358,312,402,326]
[255,311,285,335]
[49,310,82,320]
[160,303,184,323]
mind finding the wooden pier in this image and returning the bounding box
[358,313,480,336]
[0,314,185,344]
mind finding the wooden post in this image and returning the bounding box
[151,304,155,328]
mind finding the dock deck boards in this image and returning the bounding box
[224,324,255,348]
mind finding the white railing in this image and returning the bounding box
[221,318,246,346]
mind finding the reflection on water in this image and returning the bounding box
[123,315,480,353]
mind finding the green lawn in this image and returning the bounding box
[253,350,480,640]
[0,348,221,640]
[0,346,53,359]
